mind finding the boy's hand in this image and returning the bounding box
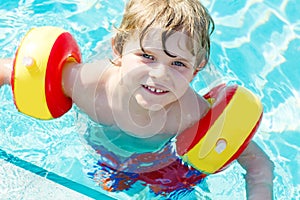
[0,58,12,86]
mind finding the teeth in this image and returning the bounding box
[143,85,167,94]
[149,87,156,92]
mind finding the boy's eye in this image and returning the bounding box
[142,53,154,60]
[172,61,186,67]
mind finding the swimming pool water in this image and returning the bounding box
[0,0,299,199]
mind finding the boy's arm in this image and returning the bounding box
[237,141,274,200]
[62,60,110,120]
[0,58,12,86]
[1,57,109,120]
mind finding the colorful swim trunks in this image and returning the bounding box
[88,144,206,195]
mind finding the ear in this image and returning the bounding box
[111,37,120,57]
[193,59,207,77]
[111,37,122,66]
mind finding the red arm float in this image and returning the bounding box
[176,84,263,174]
[12,26,82,119]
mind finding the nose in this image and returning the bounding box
[148,64,170,80]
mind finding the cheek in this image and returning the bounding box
[121,63,147,83]
[121,56,132,67]
[172,69,194,84]
[172,72,193,94]
[121,55,143,70]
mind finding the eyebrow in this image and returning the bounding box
[143,48,194,65]
[142,48,177,58]
[140,39,176,58]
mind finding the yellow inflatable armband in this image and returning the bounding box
[176,84,263,174]
[12,26,82,119]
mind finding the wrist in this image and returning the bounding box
[247,182,273,200]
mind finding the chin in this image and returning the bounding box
[136,95,173,111]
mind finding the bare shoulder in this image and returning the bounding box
[62,59,114,120]
[63,59,112,94]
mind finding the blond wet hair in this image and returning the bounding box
[113,0,214,68]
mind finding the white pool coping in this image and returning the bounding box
[0,159,93,199]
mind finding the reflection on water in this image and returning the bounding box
[204,0,300,199]
[0,0,299,199]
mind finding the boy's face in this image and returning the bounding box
[117,29,198,111]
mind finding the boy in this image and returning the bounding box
[0,0,273,199]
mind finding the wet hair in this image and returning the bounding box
[112,0,214,68]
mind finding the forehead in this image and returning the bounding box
[123,28,195,59]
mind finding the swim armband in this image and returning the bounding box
[176,84,263,174]
[11,26,82,119]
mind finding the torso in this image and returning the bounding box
[73,61,210,192]
[69,60,209,138]
[93,68,206,137]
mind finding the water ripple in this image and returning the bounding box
[0,0,299,199]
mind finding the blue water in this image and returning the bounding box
[0,0,299,199]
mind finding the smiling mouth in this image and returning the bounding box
[142,84,169,95]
